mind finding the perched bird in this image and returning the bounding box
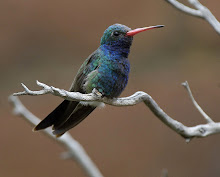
[34,23,164,137]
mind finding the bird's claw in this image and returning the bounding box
[92,88,103,98]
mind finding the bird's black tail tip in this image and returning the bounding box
[52,129,65,138]
[32,125,42,132]
[33,125,65,138]
[32,127,37,132]
[33,122,48,132]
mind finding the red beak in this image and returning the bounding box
[126,25,164,36]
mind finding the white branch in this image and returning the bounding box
[165,0,202,17]
[182,81,214,123]
[165,0,220,35]
[13,80,220,142]
[8,95,103,177]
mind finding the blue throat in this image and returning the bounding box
[100,43,131,58]
[97,43,130,98]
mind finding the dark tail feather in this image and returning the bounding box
[53,104,96,137]
[34,100,78,131]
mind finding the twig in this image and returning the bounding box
[165,0,202,17]
[182,81,214,123]
[13,80,220,142]
[165,0,220,35]
[8,95,103,177]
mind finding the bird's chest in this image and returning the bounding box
[83,48,130,98]
[102,58,129,77]
[95,57,130,97]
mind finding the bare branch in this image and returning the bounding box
[165,0,220,35]
[14,81,100,102]
[182,81,214,123]
[13,81,220,141]
[165,0,202,17]
[8,95,103,177]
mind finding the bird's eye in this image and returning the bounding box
[113,31,120,36]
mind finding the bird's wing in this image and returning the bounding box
[69,48,101,92]
[53,50,102,128]
[34,50,101,132]
[51,51,102,136]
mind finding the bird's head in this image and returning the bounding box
[100,24,132,48]
[100,23,164,48]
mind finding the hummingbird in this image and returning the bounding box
[34,23,164,137]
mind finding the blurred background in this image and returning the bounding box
[1,0,220,177]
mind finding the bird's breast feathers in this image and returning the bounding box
[82,57,130,98]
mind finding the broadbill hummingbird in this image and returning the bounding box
[34,24,164,137]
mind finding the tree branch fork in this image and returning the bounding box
[165,0,220,35]
[13,80,220,142]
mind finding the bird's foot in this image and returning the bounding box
[92,88,103,98]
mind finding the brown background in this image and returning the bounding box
[1,0,220,177]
